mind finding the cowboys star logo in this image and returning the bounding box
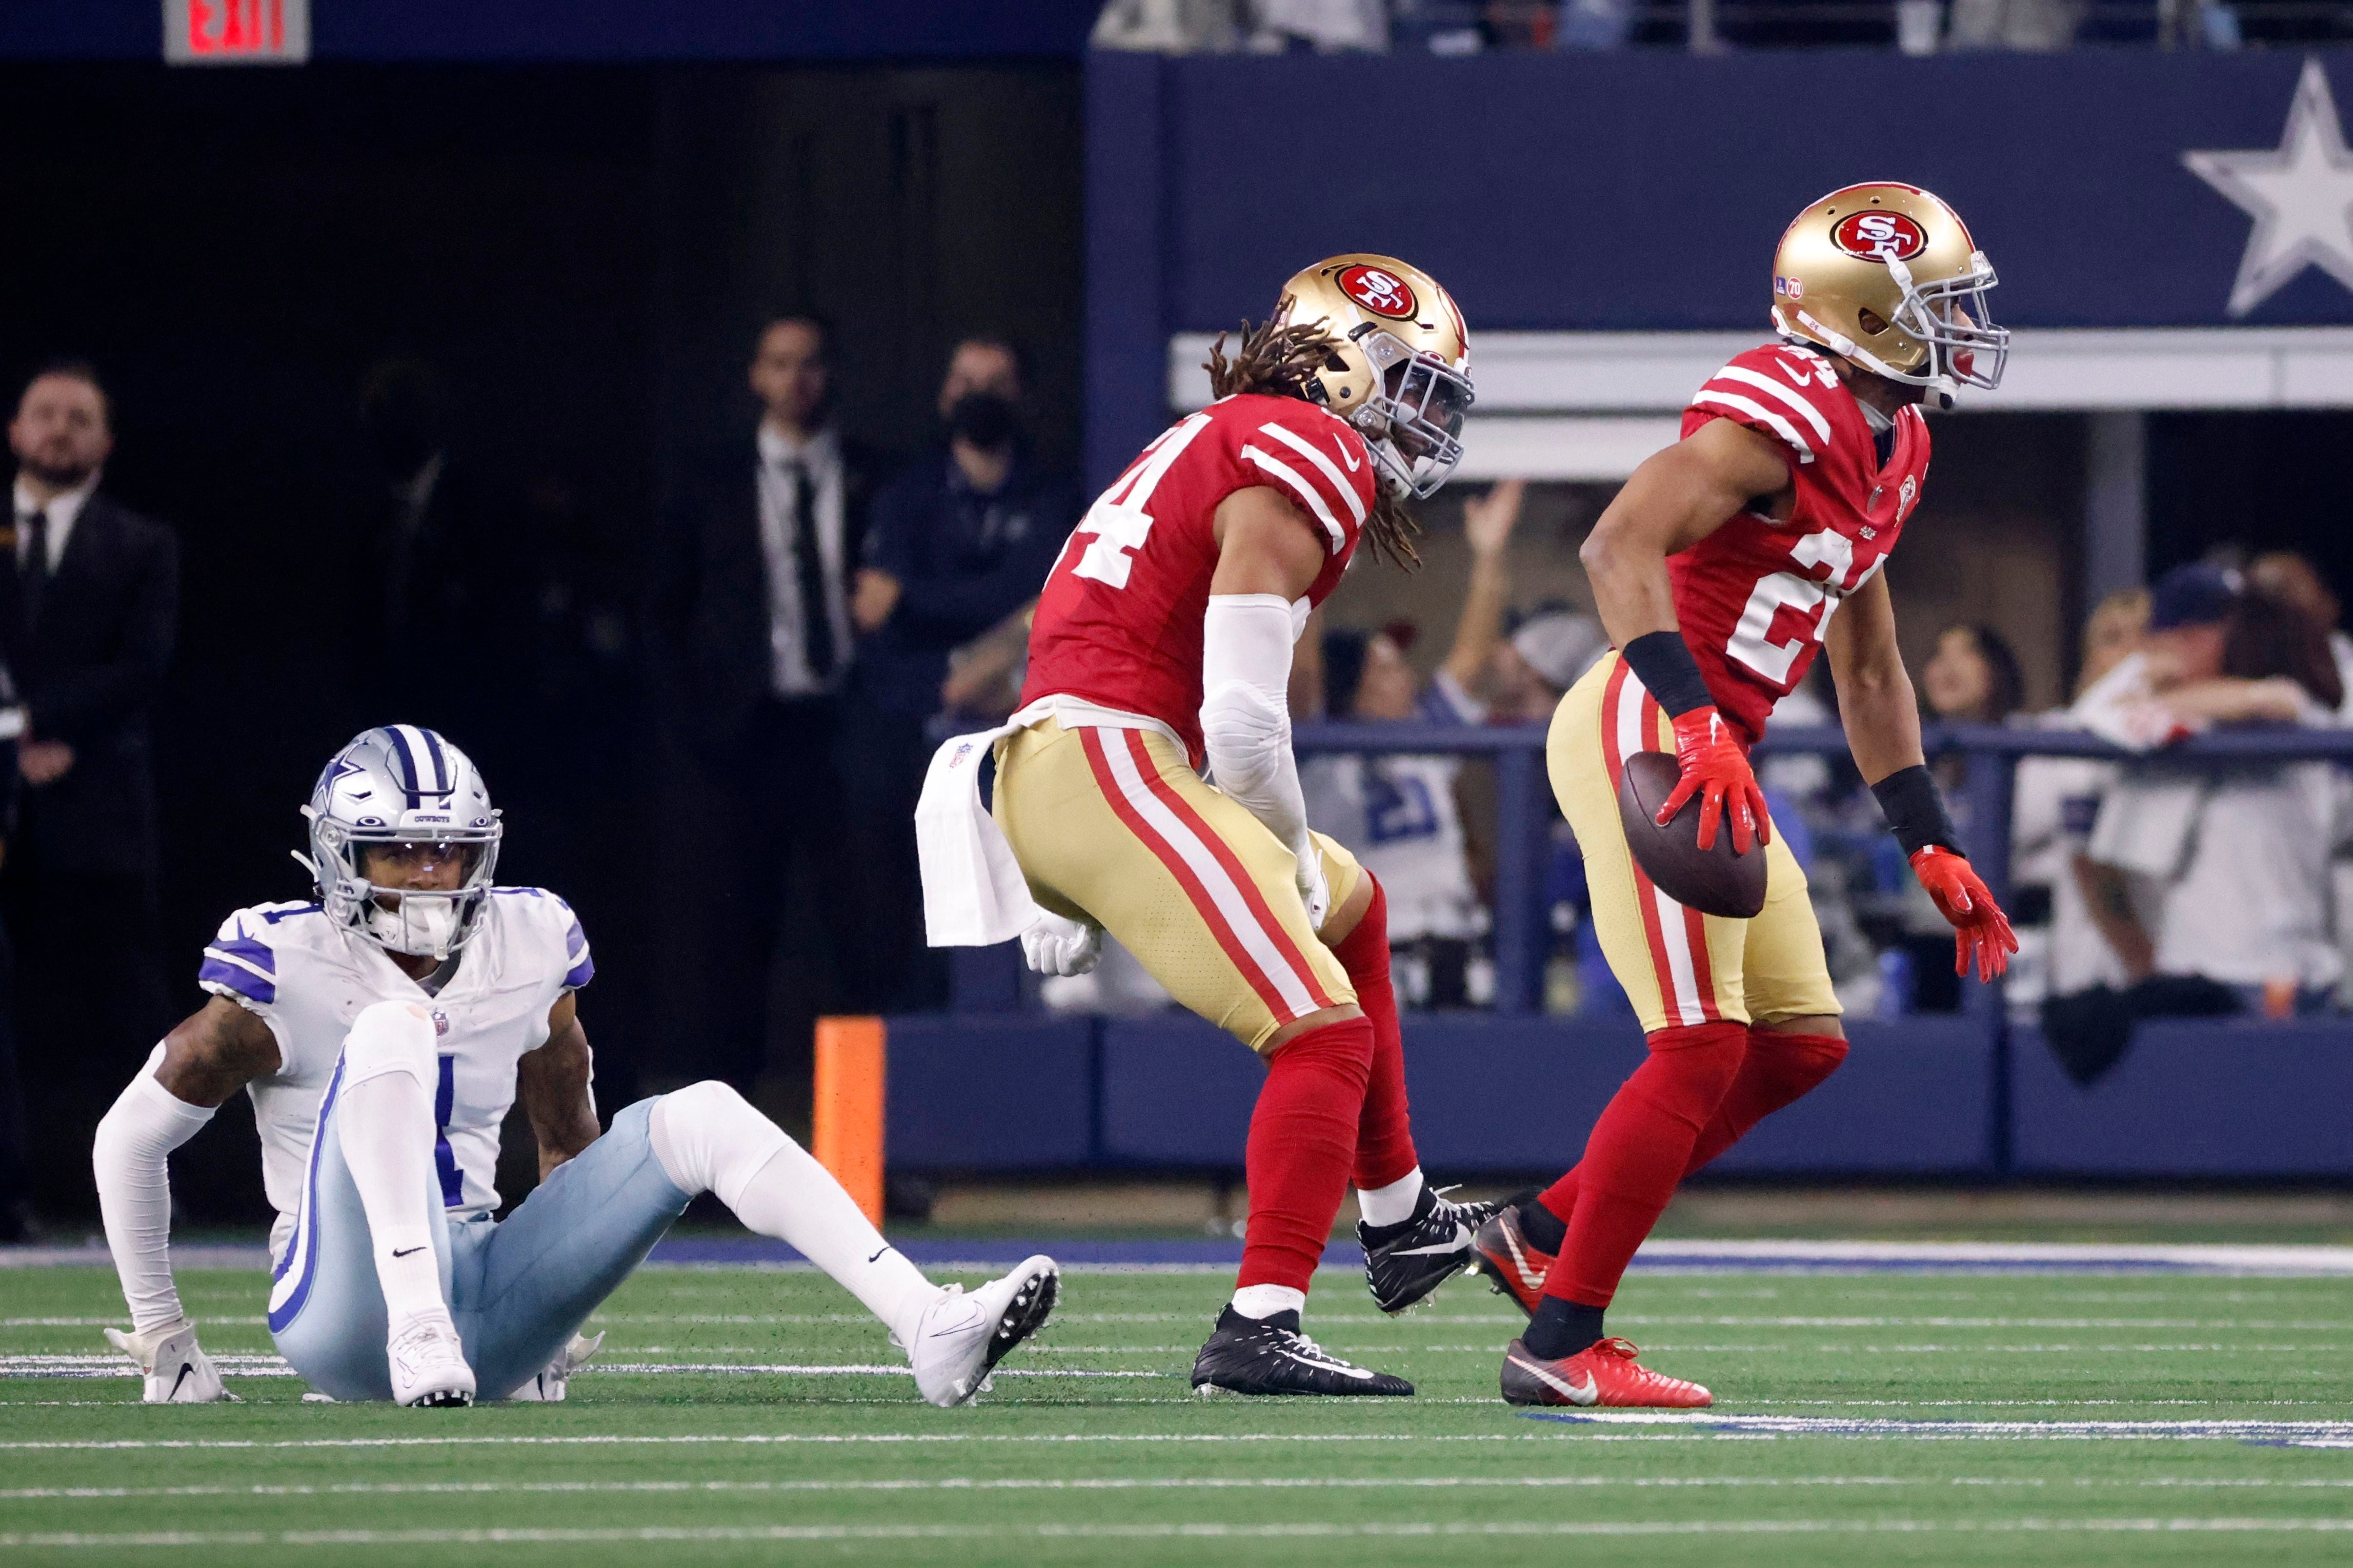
[1337,263,1419,320]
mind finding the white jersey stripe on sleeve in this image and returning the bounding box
[1710,366,1834,445]
[1255,421,1367,527]
[1692,391,1816,465]
[1240,444,1348,552]
[1097,728,1320,1019]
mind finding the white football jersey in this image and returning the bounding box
[198,887,593,1265]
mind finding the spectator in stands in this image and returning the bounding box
[1480,606,1607,724]
[0,362,177,1228]
[2076,567,2345,1029]
[2247,551,2353,721]
[650,314,887,1091]
[2074,584,2149,699]
[849,336,1080,1008]
[1300,480,1524,1006]
[1921,623,2025,726]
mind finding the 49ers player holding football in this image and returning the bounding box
[1478,185,2020,1409]
[920,255,1486,1395]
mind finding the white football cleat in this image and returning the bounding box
[508,1331,604,1402]
[902,1254,1059,1407]
[387,1313,476,1408]
[103,1319,236,1404]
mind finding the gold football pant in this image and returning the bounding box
[994,719,1362,1052]
[1548,654,1839,1034]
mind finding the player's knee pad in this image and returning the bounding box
[648,1080,792,1207]
[339,1001,438,1091]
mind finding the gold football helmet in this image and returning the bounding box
[1770,184,2007,410]
[1275,253,1474,498]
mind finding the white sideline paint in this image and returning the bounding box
[0,1476,1916,1501]
[0,1355,1151,1382]
[6,1240,2352,1274]
[6,1519,2353,1548]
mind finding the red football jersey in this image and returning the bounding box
[1022,393,1377,764]
[1668,342,1932,746]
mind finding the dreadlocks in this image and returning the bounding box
[1204,311,1424,571]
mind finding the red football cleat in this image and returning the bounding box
[1499,1337,1713,1409]
[1472,1204,1557,1317]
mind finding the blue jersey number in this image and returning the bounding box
[1364,769,1439,847]
[433,1055,464,1208]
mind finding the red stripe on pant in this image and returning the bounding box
[1237,1015,1375,1292]
[1330,875,1417,1191]
[1077,726,1295,1023]
[1538,1027,1848,1249]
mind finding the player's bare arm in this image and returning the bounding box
[515,991,600,1181]
[1821,569,1926,785]
[1579,417,1788,856]
[1579,417,1793,649]
[153,994,283,1108]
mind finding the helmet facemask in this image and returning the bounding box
[1780,250,2008,413]
[299,725,505,964]
[307,812,501,962]
[1355,327,1474,499]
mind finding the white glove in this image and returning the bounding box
[509,1330,604,1402]
[103,1319,235,1404]
[1021,911,1103,977]
[1295,843,1331,931]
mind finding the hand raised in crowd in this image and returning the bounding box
[1460,478,1525,559]
[19,739,74,787]
[851,567,902,634]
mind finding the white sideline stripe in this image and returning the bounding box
[1692,390,1816,463]
[1238,444,1347,551]
[1254,421,1366,526]
[0,1356,1150,1382]
[1097,728,1318,1017]
[0,1476,1915,1501]
[1710,365,1835,443]
[5,1520,2352,1547]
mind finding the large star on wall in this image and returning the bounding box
[2183,58,2353,317]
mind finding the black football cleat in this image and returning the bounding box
[1360,1185,1515,1315]
[1190,1307,1414,1397]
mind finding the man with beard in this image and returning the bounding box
[1,362,177,1227]
[848,339,1078,1007]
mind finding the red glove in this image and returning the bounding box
[1909,846,2019,982]
[1657,706,1769,856]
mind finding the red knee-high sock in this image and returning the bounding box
[1537,1027,1847,1229]
[1237,1015,1375,1293]
[1542,1021,1747,1308]
[1332,878,1417,1191]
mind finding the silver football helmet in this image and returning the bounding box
[297,725,502,960]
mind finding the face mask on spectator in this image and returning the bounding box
[947,392,1020,451]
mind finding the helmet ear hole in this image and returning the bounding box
[1857,308,1892,336]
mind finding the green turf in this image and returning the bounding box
[1,1264,2348,1565]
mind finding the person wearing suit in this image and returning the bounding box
[0,363,178,1225]
[649,317,888,1092]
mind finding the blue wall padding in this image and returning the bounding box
[1098,1016,1266,1165]
[883,1014,1097,1170]
[2012,1021,2353,1176]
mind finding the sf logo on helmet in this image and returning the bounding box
[1832,211,1927,262]
[1337,263,1419,319]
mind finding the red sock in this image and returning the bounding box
[1538,1027,1846,1229]
[1542,1021,1746,1308]
[1237,1015,1374,1293]
[1332,877,1417,1191]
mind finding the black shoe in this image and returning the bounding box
[1190,1307,1414,1397]
[1359,1184,1514,1315]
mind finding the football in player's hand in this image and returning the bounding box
[1615,751,1767,920]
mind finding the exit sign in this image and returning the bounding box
[164,0,310,65]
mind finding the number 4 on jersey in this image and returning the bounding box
[1069,412,1212,589]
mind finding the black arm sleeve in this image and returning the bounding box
[1869,763,1962,857]
[1618,629,1716,718]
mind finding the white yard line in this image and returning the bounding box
[2,1519,2351,1547]
[0,1475,1914,1501]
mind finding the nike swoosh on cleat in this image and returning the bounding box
[1507,1352,1597,1406]
[1286,1354,1372,1380]
[1393,1225,1474,1257]
[1502,1232,1546,1292]
[166,1364,193,1401]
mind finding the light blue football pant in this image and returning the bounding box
[268,1074,692,1402]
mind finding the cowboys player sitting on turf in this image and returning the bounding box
[93,726,1057,1407]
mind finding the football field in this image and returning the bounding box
[2,1255,2350,1566]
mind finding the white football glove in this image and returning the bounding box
[103,1319,235,1404]
[1295,843,1331,931]
[1020,911,1103,978]
[508,1330,604,1402]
